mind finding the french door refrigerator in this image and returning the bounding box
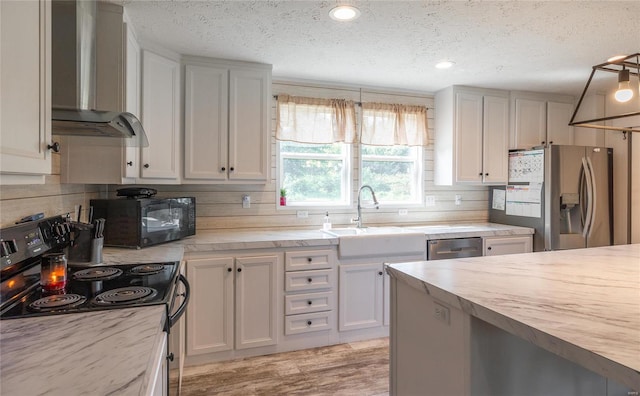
[489,145,613,252]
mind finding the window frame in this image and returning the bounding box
[276,140,353,209]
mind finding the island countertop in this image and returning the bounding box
[386,244,640,390]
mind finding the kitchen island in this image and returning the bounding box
[387,244,640,395]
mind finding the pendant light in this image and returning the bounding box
[569,53,640,133]
[614,68,633,103]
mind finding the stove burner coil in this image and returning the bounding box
[129,264,165,275]
[73,267,123,281]
[92,286,157,305]
[28,294,87,312]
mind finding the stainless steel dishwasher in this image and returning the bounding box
[427,237,483,260]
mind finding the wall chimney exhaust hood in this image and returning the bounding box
[51,0,148,147]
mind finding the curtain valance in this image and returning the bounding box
[361,102,429,146]
[276,95,429,146]
[275,94,357,144]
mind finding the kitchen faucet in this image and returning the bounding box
[352,185,379,228]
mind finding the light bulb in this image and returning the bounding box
[615,69,634,103]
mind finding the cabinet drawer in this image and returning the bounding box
[285,291,333,315]
[285,269,334,292]
[285,249,334,271]
[284,311,332,335]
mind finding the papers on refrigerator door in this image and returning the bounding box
[505,183,542,217]
[508,149,544,183]
[492,189,506,210]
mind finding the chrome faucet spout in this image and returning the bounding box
[352,185,379,228]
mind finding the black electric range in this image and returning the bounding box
[0,215,187,323]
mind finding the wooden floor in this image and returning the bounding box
[176,338,389,396]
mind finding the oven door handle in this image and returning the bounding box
[169,274,190,329]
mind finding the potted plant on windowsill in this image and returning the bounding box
[280,188,287,206]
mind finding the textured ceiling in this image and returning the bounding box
[122,0,640,96]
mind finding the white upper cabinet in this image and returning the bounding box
[140,50,181,182]
[510,92,575,149]
[183,57,271,184]
[123,21,141,180]
[0,0,51,184]
[184,64,229,181]
[435,86,509,185]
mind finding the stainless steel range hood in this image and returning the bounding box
[51,0,148,147]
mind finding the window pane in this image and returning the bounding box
[279,141,349,205]
[281,141,343,155]
[361,145,421,203]
[362,161,416,201]
[361,146,411,156]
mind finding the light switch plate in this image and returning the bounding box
[242,195,250,208]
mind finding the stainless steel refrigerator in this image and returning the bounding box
[489,145,613,251]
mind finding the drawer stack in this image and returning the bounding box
[283,249,336,335]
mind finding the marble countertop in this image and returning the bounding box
[0,306,166,395]
[387,244,640,391]
[180,222,534,253]
[0,222,533,395]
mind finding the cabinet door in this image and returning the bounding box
[484,236,533,256]
[141,50,180,180]
[0,0,51,178]
[482,95,509,184]
[455,92,484,182]
[546,102,574,146]
[228,68,270,182]
[124,22,140,180]
[513,98,546,149]
[235,255,278,349]
[184,64,229,181]
[186,257,234,355]
[339,263,384,331]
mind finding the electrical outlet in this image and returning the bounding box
[425,195,436,206]
[296,210,309,218]
[434,302,450,325]
[242,195,250,208]
[398,209,408,216]
[454,194,462,206]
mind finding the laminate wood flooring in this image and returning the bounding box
[176,337,389,396]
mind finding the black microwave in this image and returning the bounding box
[90,197,196,248]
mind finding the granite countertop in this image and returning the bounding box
[0,306,166,395]
[387,244,640,391]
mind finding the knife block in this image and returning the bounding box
[67,225,93,263]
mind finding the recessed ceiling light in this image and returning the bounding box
[329,5,361,21]
[435,60,455,69]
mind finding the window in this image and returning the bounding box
[279,141,351,206]
[361,145,422,204]
[276,93,428,208]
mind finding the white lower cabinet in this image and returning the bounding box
[338,263,384,331]
[483,236,533,256]
[149,332,167,396]
[283,249,336,336]
[185,254,278,357]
